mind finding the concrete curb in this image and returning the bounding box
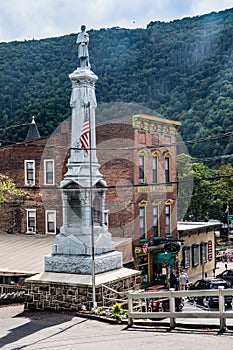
[76,312,233,331]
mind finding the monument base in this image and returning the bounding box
[44,250,122,274]
[24,268,141,311]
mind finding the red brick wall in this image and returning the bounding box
[96,120,179,243]
[0,125,70,234]
[0,117,179,243]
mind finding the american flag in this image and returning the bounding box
[80,109,90,154]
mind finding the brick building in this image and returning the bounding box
[97,114,181,286]
[0,119,70,235]
[0,113,181,287]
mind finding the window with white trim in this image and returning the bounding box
[44,159,55,185]
[25,160,35,185]
[46,210,56,234]
[26,209,36,233]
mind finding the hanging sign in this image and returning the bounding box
[164,241,180,254]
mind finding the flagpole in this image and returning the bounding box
[88,103,96,309]
[227,202,230,243]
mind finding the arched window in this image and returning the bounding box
[152,150,160,184]
[165,199,173,238]
[164,151,171,183]
[139,200,147,240]
[138,150,147,184]
[152,200,160,238]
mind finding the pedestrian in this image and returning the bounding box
[169,271,178,290]
[179,270,188,290]
[222,251,227,262]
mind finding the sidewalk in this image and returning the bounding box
[0,305,233,350]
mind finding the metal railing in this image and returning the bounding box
[0,284,24,294]
[101,284,130,309]
[0,284,25,305]
[128,287,233,332]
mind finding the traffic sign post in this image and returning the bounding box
[227,214,233,243]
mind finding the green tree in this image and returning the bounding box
[212,164,233,222]
[177,153,194,221]
[178,161,233,222]
[185,162,214,221]
[0,174,27,203]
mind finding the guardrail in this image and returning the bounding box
[0,284,25,305]
[0,284,24,294]
[128,287,233,332]
[101,284,128,307]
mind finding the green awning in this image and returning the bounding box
[153,252,176,266]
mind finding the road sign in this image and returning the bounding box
[227,214,233,221]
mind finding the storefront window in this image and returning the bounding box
[200,242,207,264]
[192,244,199,266]
[183,246,190,268]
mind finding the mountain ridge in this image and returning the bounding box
[0,8,233,166]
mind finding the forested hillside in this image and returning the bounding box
[0,8,233,166]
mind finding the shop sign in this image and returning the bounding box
[164,241,180,253]
[142,242,148,253]
[208,240,213,261]
[134,243,149,256]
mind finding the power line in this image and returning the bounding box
[0,123,30,131]
[191,153,233,162]
[15,172,233,194]
[0,125,232,150]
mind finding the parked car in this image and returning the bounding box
[188,278,232,308]
[216,269,233,287]
[144,289,183,312]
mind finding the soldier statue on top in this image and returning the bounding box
[77,25,90,69]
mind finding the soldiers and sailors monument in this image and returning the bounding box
[24,26,140,311]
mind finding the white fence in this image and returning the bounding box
[128,287,233,332]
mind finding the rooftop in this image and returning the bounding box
[177,221,221,231]
[0,232,132,276]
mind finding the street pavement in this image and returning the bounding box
[0,261,233,349]
[0,304,233,350]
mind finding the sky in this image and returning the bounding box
[0,0,233,42]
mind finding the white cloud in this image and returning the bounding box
[0,0,232,42]
[190,0,233,16]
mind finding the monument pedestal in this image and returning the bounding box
[44,250,123,274]
[24,268,141,311]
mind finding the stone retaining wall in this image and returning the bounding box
[24,273,141,311]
